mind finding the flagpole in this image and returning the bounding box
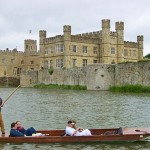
[29,30,32,39]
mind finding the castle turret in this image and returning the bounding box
[63,25,71,41]
[101,19,110,63]
[39,30,46,52]
[137,35,143,59]
[24,39,37,53]
[115,21,124,63]
[63,25,71,68]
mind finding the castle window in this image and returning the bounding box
[133,50,136,57]
[31,68,34,70]
[50,60,53,67]
[56,59,64,68]
[72,45,77,52]
[4,71,6,76]
[124,49,128,56]
[111,48,115,54]
[21,60,24,64]
[72,59,76,67]
[83,46,88,53]
[2,58,5,63]
[56,44,64,53]
[44,60,48,69]
[93,60,98,63]
[11,59,14,63]
[129,50,132,57]
[30,61,34,64]
[26,45,28,49]
[45,50,48,55]
[93,47,97,54]
[49,47,53,53]
[17,68,21,75]
[83,59,87,66]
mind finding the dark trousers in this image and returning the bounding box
[26,127,36,136]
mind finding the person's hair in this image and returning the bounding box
[0,98,2,105]
[16,121,20,124]
[67,120,76,124]
[11,122,16,128]
[67,120,73,124]
[72,120,76,124]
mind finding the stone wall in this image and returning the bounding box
[20,62,150,90]
[0,77,20,86]
[115,62,150,86]
[20,64,115,90]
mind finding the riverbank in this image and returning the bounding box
[109,84,150,93]
[33,83,87,90]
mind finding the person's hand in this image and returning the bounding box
[78,127,84,132]
[0,103,4,107]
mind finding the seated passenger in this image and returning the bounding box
[10,122,24,137]
[16,121,36,136]
[65,120,92,136]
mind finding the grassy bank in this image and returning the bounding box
[109,84,150,93]
[33,83,87,90]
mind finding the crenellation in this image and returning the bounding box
[115,21,124,30]
[63,25,71,32]
[137,35,144,41]
[102,19,110,28]
[45,35,63,44]
[39,30,46,37]
[110,31,117,36]
[124,41,138,48]
[25,39,37,43]
[71,35,99,44]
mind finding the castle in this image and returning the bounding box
[0,19,143,78]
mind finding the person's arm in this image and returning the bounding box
[10,129,24,137]
[72,127,83,135]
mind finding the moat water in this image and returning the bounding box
[0,87,150,150]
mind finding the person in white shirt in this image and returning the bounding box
[65,120,92,136]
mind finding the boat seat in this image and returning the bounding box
[115,127,123,135]
[104,127,123,135]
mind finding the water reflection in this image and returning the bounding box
[0,88,150,149]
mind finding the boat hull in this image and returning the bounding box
[0,128,150,143]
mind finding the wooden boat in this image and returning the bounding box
[0,127,150,143]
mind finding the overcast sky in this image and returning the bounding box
[0,0,149,56]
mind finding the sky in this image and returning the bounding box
[0,0,149,56]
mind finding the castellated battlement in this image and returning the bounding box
[63,25,71,32]
[137,35,143,41]
[39,30,47,37]
[71,35,99,44]
[124,41,138,48]
[75,31,101,38]
[110,31,117,37]
[25,39,37,44]
[0,48,24,55]
[115,21,124,30]
[45,35,64,44]
[102,19,110,28]
[25,51,40,56]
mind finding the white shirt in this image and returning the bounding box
[65,126,92,136]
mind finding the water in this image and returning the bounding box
[0,87,150,149]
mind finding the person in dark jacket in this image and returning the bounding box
[16,121,36,136]
[10,122,24,137]
[0,98,5,135]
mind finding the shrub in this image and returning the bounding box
[33,83,87,90]
[48,67,54,75]
[109,84,150,93]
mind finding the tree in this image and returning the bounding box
[144,53,150,58]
